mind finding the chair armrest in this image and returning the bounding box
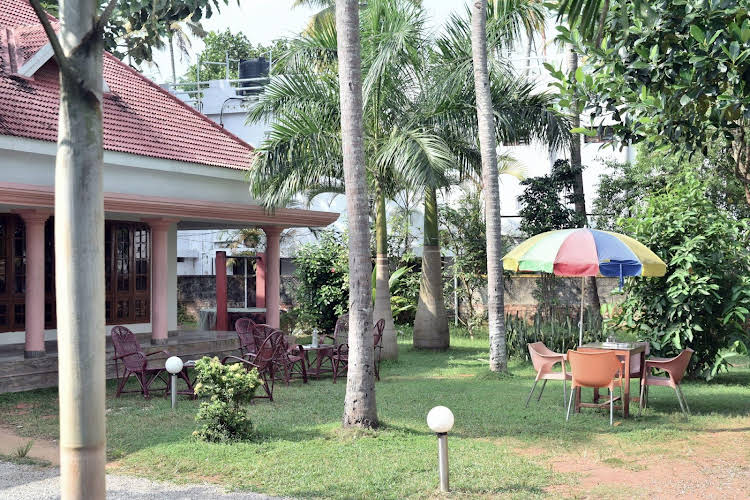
[335,343,348,356]
[112,351,144,361]
[222,355,253,367]
[145,350,170,357]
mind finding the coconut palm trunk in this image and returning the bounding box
[336,0,378,429]
[29,0,108,495]
[374,187,398,359]
[413,186,449,349]
[567,47,602,327]
[169,30,177,84]
[471,0,507,373]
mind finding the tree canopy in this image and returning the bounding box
[549,0,750,200]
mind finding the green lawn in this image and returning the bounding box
[1,334,749,498]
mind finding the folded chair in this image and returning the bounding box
[111,325,171,398]
[639,348,693,417]
[526,342,572,410]
[566,350,624,426]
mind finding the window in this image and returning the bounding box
[0,215,151,333]
[105,222,150,325]
[0,215,31,332]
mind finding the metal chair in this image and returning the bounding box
[525,342,571,411]
[639,348,693,417]
[566,349,624,426]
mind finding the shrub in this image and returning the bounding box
[192,356,260,443]
[293,230,349,332]
[615,171,750,378]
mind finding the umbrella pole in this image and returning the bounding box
[579,276,585,346]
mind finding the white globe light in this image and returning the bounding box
[165,356,184,374]
[427,406,454,433]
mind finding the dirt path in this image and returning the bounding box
[0,425,59,466]
[536,428,750,499]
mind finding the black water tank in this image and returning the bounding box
[238,58,269,95]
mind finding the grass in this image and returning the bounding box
[1,333,749,498]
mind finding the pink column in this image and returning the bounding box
[262,227,282,328]
[144,219,173,345]
[17,210,51,358]
[215,251,228,331]
[255,252,266,308]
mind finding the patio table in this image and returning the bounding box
[300,344,336,379]
[576,342,647,418]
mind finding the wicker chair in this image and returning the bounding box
[222,333,280,402]
[327,313,349,345]
[332,319,385,383]
[269,329,308,385]
[235,317,258,360]
[111,326,170,398]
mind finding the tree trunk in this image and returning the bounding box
[374,186,398,359]
[413,186,449,350]
[471,0,507,372]
[56,0,107,496]
[336,0,378,429]
[730,123,750,204]
[169,30,177,84]
[567,47,602,328]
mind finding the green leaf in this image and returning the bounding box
[690,25,705,43]
[570,127,598,136]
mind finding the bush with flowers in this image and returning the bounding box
[192,356,260,442]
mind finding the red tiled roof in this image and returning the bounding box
[0,0,253,170]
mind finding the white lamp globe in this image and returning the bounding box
[165,356,184,375]
[426,406,454,433]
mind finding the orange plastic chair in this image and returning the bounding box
[566,350,624,426]
[526,342,572,410]
[639,348,693,417]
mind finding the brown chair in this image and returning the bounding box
[235,317,258,360]
[111,325,170,399]
[222,333,280,402]
[256,326,308,385]
[639,348,693,417]
[326,313,349,346]
[332,319,385,383]
[566,350,624,426]
[525,342,572,410]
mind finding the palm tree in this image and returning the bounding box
[461,0,567,371]
[335,0,378,429]
[472,0,506,372]
[167,19,207,84]
[248,0,451,361]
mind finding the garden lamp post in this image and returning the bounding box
[165,356,184,409]
[427,406,454,492]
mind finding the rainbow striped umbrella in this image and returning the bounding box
[502,228,666,345]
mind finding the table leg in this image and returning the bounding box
[593,388,600,403]
[575,387,581,413]
[623,351,631,417]
[315,349,324,376]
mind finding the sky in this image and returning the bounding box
[144,0,468,83]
